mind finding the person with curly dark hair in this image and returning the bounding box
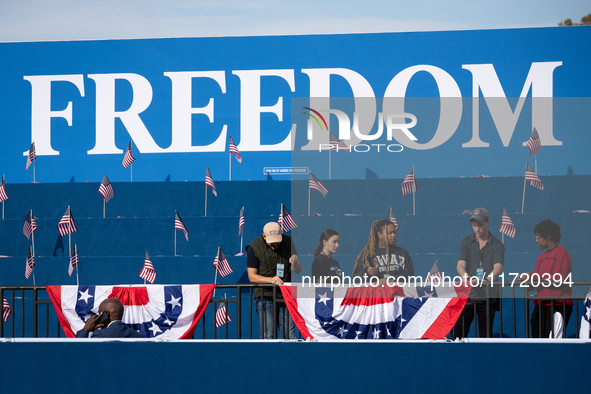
[520,219,573,338]
[352,219,414,285]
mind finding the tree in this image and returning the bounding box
[558,13,591,26]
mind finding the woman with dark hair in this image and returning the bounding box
[520,219,573,338]
[311,229,342,283]
[352,219,414,284]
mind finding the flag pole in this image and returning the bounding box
[75,244,79,286]
[329,148,331,180]
[205,184,208,217]
[33,161,36,183]
[535,154,537,174]
[31,210,36,286]
[131,162,133,183]
[213,266,218,297]
[103,198,105,219]
[413,190,416,216]
[68,205,72,281]
[174,227,177,256]
[412,165,416,215]
[521,164,527,214]
[308,188,310,216]
[229,152,232,182]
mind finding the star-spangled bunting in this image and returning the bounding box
[401,166,417,196]
[525,162,544,190]
[229,137,242,163]
[213,247,233,277]
[25,245,35,279]
[278,204,298,232]
[122,141,136,168]
[387,208,399,231]
[215,302,232,328]
[2,297,11,321]
[329,132,349,153]
[499,206,516,238]
[280,283,471,340]
[58,207,78,237]
[68,245,79,277]
[0,175,8,202]
[527,127,541,157]
[425,261,442,282]
[238,206,245,236]
[46,284,215,339]
[22,210,37,240]
[26,142,36,170]
[205,167,217,197]
[174,211,189,241]
[309,172,328,197]
[139,250,157,283]
[99,174,115,202]
[580,286,591,339]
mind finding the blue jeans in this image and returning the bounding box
[255,299,295,339]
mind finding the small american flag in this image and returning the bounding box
[122,141,136,168]
[309,172,328,197]
[25,245,35,280]
[401,166,417,196]
[527,127,541,157]
[3,297,11,322]
[426,261,442,282]
[387,208,399,231]
[278,204,298,232]
[329,132,349,153]
[0,174,8,202]
[99,174,115,202]
[238,206,245,235]
[205,167,217,197]
[215,302,232,328]
[58,207,78,237]
[525,162,545,190]
[25,142,36,170]
[498,206,516,238]
[139,250,156,283]
[23,210,37,240]
[229,137,242,163]
[175,211,189,241]
[213,247,233,277]
[68,244,79,277]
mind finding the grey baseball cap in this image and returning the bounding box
[469,207,489,222]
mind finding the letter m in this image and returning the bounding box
[462,62,562,147]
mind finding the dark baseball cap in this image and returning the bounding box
[469,208,489,223]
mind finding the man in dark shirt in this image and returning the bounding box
[76,298,144,338]
[246,222,301,339]
[454,208,505,338]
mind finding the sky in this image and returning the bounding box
[0,0,589,42]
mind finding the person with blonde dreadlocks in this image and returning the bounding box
[352,219,414,284]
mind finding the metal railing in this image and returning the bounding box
[1,282,590,339]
